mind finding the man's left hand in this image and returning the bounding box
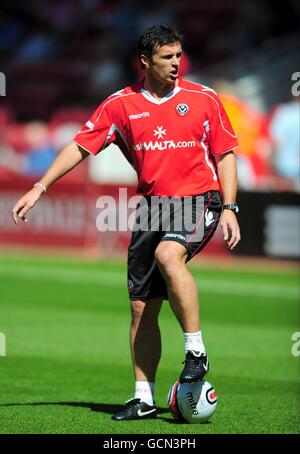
[220,210,241,250]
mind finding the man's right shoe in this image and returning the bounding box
[179,350,209,383]
[111,398,157,421]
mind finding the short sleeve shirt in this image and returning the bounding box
[73,79,239,196]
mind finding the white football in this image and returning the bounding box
[168,379,217,423]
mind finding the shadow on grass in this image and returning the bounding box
[158,415,211,425]
[0,402,214,425]
[0,401,170,417]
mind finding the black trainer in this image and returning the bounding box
[179,350,209,383]
[111,398,157,421]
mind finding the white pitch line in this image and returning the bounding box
[0,263,299,300]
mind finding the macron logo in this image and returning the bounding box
[163,233,186,242]
[129,112,150,120]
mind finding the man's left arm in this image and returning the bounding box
[215,151,241,250]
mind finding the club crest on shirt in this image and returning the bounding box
[176,103,189,116]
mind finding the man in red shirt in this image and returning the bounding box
[12,25,241,421]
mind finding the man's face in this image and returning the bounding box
[144,41,182,84]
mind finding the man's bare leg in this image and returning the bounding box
[154,241,199,332]
[130,297,163,382]
[111,297,162,420]
[154,241,208,383]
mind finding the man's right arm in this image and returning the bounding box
[12,141,89,224]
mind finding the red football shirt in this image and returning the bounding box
[73,79,239,196]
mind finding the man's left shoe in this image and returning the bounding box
[111,398,157,421]
[179,350,209,383]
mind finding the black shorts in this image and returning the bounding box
[127,190,222,301]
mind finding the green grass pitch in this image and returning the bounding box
[0,253,299,434]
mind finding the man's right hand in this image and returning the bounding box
[12,186,45,224]
[11,142,89,225]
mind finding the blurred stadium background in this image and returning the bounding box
[0,0,299,434]
[0,0,299,259]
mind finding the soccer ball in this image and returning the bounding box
[167,379,217,423]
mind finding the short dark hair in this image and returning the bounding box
[137,25,183,69]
